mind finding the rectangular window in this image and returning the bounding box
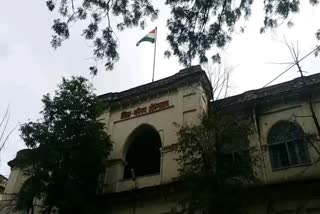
[269,140,310,170]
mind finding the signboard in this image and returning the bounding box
[120,100,171,120]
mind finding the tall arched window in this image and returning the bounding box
[123,124,162,179]
[268,121,310,170]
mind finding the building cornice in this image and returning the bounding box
[213,72,320,111]
[98,65,213,110]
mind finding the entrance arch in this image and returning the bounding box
[123,124,162,179]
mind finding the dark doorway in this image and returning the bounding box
[124,124,161,179]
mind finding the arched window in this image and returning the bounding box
[268,121,310,170]
[123,124,161,179]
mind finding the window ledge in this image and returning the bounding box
[121,173,160,182]
[271,162,312,172]
[117,173,161,192]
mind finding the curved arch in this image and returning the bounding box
[267,121,304,144]
[267,121,309,169]
[123,124,162,179]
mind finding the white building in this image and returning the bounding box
[3,65,320,213]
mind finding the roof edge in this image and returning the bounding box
[213,72,320,108]
[99,65,213,104]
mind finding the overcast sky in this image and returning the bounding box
[0,1,320,176]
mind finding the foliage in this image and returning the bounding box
[45,0,319,74]
[46,0,158,75]
[176,111,259,214]
[15,77,112,214]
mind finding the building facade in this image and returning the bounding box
[0,175,7,201]
[215,73,320,213]
[3,65,320,214]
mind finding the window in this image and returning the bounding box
[268,121,310,170]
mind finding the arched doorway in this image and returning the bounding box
[123,124,162,179]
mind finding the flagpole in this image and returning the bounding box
[152,27,157,82]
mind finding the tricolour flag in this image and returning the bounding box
[136,28,157,46]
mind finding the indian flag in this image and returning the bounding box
[136,28,157,46]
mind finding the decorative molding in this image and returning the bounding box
[182,92,196,98]
[260,104,302,116]
[162,143,178,154]
[107,158,126,166]
[183,109,197,114]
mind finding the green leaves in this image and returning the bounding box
[165,0,253,66]
[176,111,257,213]
[46,0,55,11]
[165,0,318,65]
[16,77,112,214]
[260,0,312,33]
[47,0,158,75]
[46,0,319,74]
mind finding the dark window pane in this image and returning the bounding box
[268,121,309,169]
[297,140,310,163]
[287,141,299,165]
[288,140,309,165]
[268,122,304,144]
[270,144,289,169]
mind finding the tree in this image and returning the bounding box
[283,40,320,142]
[204,62,235,101]
[176,111,259,214]
[45,0,319,74]
[265,39,320,156]
[0,106,16,154]
[14,77,112,214]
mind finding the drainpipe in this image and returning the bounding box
[252,106,267,184]
[131,169,137,214]
[158,129,165,185]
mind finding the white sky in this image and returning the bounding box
[0,1,319,176]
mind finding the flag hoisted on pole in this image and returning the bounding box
[136,27,157,82]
